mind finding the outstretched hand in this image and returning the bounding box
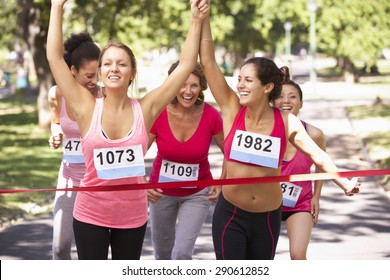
[344,177,361,196]
[191,0,210,20]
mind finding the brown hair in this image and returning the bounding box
[98,41,137,86]
[168,61,207,105]
[242,57,290,102]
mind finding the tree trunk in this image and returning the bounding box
[18,0,53,130]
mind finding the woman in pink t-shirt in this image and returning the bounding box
[47,0,210,260]
[147,62,225,259]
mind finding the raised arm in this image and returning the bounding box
[199,16,240,128]
[47,0,94,130]
[287,113,360,196]
[141,0,209,132]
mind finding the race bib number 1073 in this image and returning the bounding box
[93,145,145,179]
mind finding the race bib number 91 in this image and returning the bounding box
[93,145,145,179]
[63,138,84,163]
[281,182,302,208]
[230,130,281,168]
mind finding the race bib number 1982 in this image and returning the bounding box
[230,130,281,168]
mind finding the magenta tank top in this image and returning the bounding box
[281,121,313,212]
[224,107,287,168]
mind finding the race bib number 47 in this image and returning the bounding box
[93,145,145,179]
[63,138,84,163]
[230,130,281,168]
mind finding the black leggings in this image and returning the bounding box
[73,218,147,260]
[212,194,282,260]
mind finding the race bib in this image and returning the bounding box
[158,160,199,189]
[230,130,281,168]
[93,144,145,179]
[63,138,84,163]
[281,182,302,207]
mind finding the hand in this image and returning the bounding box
[191,0,210,21]
[344,177,360,196]
[310,198,320,225]
[208,186,221,202]
[147,188,163,203]
[48,133,63,149]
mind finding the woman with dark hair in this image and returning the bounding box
[147,61,225,259]
[199,15,360,260]
[48,32,101,260]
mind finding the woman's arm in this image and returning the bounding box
[48,86,63,149]
[199,16,240,130]
[287,113,360,195]
[208,130,225,202]
[309,124,326,224]
[141,0,209,133]
[47,0,94,133]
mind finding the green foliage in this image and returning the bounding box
[0,0,18,51]
[317,0,390,69]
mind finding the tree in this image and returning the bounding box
[1,0,389,129]
[316,0,390,79]
[16,0,53,128]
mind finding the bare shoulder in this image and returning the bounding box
[306,122,325,144]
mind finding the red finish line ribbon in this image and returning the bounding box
[1,168,389,195]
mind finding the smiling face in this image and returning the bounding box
[176,73,201,108]
[273,84,303,116]
[98,44,136,91]
[72,59,99,94]
[236,63,273,106]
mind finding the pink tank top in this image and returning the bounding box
[58,94,85,187]
[281,121,313,212]
[73,98,148,228]
[224,107,287,168]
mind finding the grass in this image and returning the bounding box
[0,93,61,222]
[346,102,390,187]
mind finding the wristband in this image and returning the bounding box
[51,122,63,136]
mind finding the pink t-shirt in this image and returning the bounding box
[149,103,223,196]
[58,93,85,187]
[73,98,148,228]
[281,121,313,212]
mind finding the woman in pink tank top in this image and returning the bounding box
[47,0,210,260]
[48,32,100,260]
[272,81,325,260]
[199,16,360,260]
